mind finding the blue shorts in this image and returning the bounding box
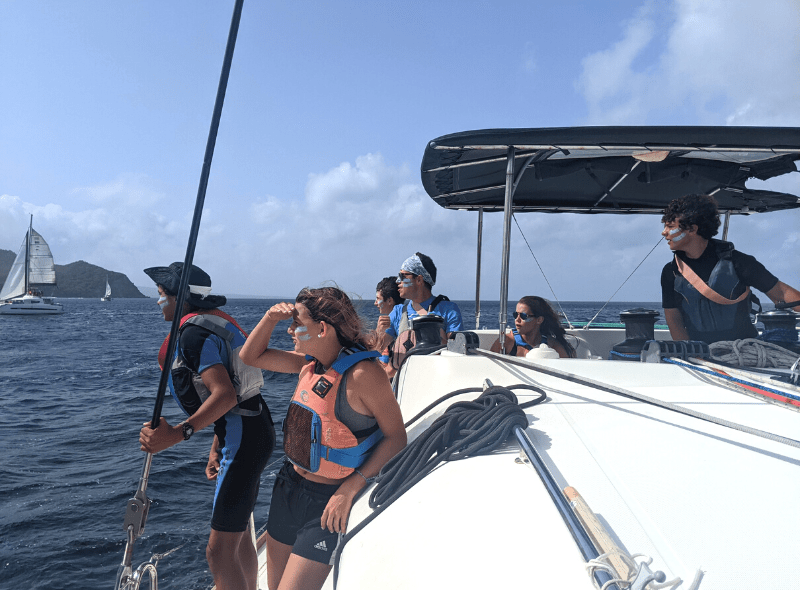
[266,461,343,565]
[211,405,276,533]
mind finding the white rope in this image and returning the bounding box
[710,338,800,368]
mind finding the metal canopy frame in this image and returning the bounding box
[431,127,800,347]
[421,127,800,215]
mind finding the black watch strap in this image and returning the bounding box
[180,421,194,441]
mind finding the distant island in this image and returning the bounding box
[0,249,146,298]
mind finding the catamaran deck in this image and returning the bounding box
[253,349,800,590]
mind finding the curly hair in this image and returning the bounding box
[518,296,575,358]
[661,194,720,240]
[376,277,404,307]
[296,287,368,349]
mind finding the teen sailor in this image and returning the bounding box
[240,287,406,590]
[383,252,463,374]
[139,262,275,590]
[660,194,800,344]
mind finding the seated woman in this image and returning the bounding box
[374,276,405,363]
[491,296,575,358]
[240,287,407,590]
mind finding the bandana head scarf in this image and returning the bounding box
[400,255,435,287]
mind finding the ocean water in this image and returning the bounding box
[0,297,659,589]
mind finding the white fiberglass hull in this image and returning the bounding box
[256,329,800,590]
[0,295,64,315]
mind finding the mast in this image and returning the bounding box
[115,1,245,587]
[24,215,32,295]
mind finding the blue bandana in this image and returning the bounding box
[400,255,435,286]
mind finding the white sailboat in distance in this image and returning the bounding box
[101,276,112,301]
[0,215,64,315]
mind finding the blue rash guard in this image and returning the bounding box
[168,318,275,533]
[385,295,464,338]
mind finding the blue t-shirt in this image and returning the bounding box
[385,296,463,337]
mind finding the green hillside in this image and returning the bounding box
[0,250,146,298]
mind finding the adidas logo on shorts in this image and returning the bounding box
[314,540,328,551]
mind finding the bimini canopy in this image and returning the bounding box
[420,126,800,214]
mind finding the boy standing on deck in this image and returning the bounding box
[139,262,275,590]
[660,194,800,344]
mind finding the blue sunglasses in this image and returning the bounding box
[513,311,538,322]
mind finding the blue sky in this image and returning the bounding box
[1,0,799,303]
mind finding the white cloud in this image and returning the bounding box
[4,147,798,303]
[577,0,800,126]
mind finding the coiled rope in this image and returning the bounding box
[370,384,545,509]
[332,384,547,588]
[710,338,800,368]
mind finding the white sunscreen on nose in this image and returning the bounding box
[399,278,413,288]
[668,227,686,242]
[295,326,311,341]
[157,296,168,309]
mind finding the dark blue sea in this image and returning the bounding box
[0,298,659,589]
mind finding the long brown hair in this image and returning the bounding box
[518,296,575,357]
[296,287,368,349]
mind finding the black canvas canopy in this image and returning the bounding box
[420,126,800,214]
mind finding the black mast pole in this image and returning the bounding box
[115,2,245,587]
[152,0,245,427]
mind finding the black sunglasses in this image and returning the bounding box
[512,311,538,322]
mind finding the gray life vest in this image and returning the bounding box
[173,314,264,417]
[673,239,757,343]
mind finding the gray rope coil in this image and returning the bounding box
[710,338,800,368]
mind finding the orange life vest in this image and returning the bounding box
[283,348,382,479]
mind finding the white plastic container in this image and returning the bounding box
[526,343,560,359]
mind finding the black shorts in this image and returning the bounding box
[266,461,343,565]
[211,406,276,533]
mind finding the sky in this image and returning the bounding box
[1,0,799,304]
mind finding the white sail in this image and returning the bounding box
[0,235,27,300]
[104,278,112,299]
[28,229,57,286]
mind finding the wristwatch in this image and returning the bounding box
[180,421,195,441]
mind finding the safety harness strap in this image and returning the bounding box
[674,255,751,306]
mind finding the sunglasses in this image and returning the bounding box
[397,272,416,281]
[513,311,538,322]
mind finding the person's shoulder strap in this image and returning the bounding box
[181,314,234,344]
[710,238,735,260]
[331,347,380,373]
[428,294,449,312]
[674,254,750,305]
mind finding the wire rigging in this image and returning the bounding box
[583,236,664,329]
[512,214,573,327]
